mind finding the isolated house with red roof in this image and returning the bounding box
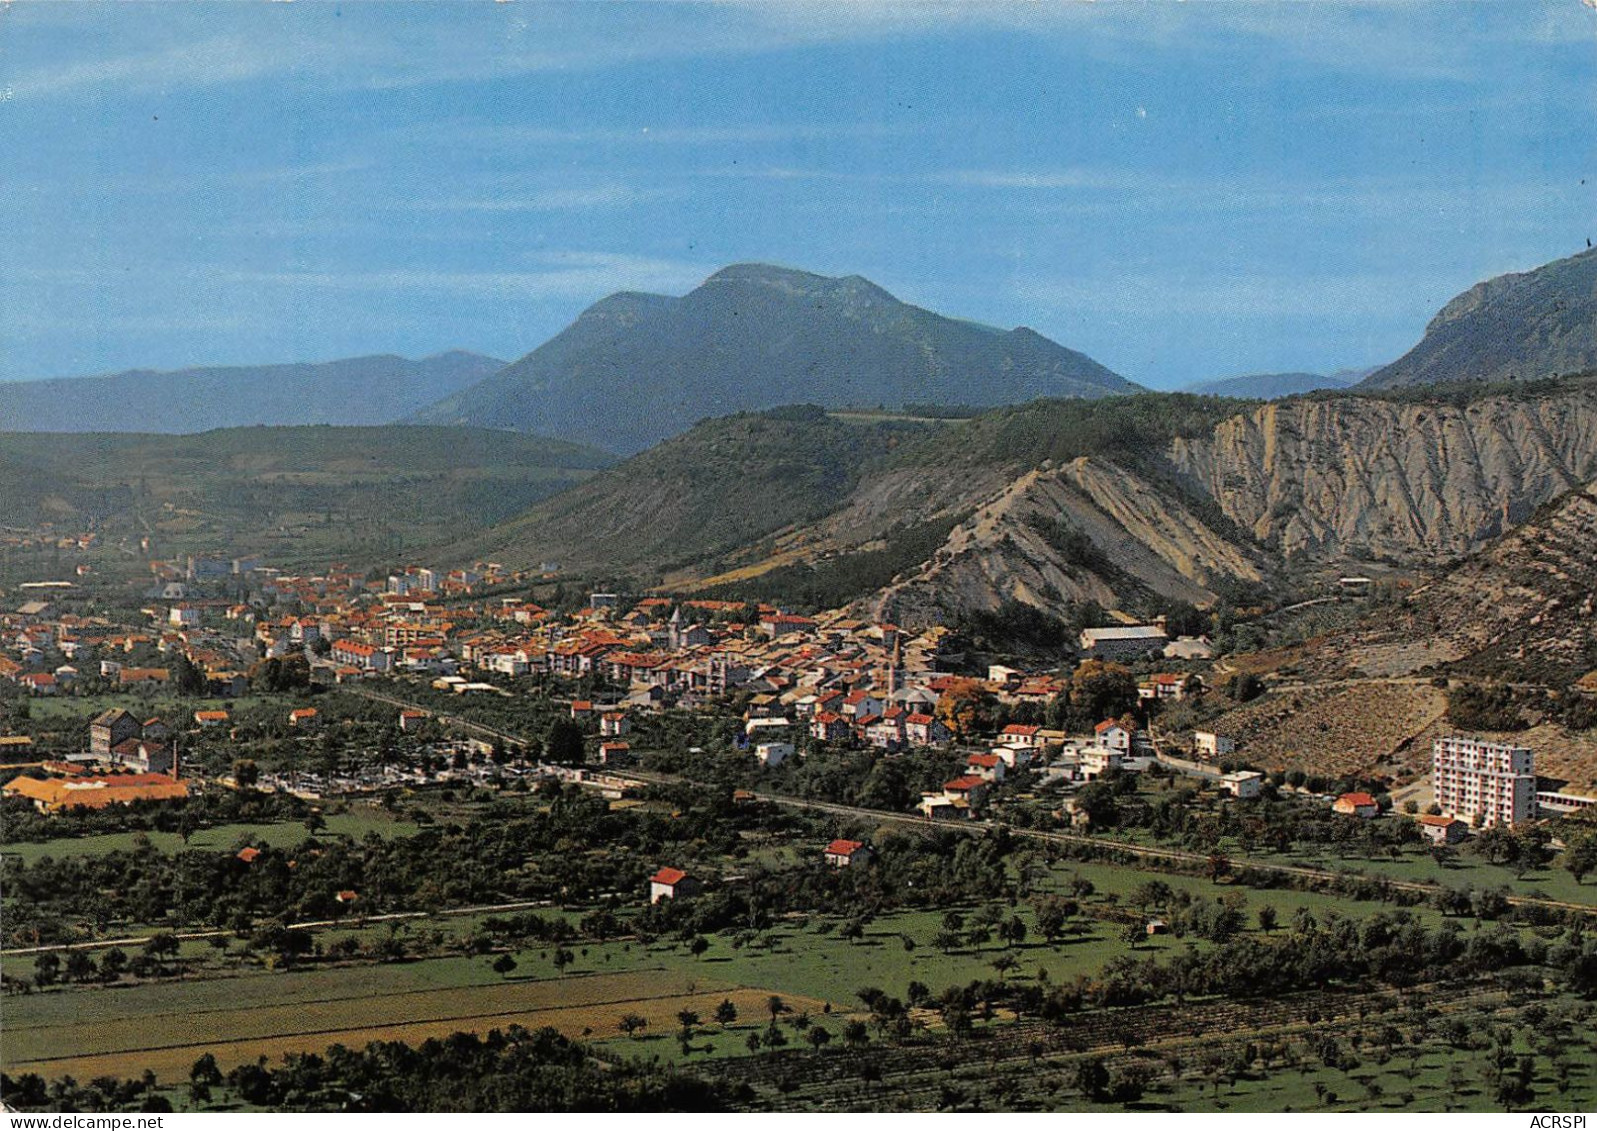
[966,752,1006,782]
[1416,813,1467,844]
[1333,792,1380,819]
[824,839,873,867]
[648,866,700,904]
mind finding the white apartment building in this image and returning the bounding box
[1432,736,1536,828]
[1078,745,1123,780]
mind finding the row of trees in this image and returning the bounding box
[2,1026,728,1113]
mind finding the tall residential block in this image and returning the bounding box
[1432,736,1536,828]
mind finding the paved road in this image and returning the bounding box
[344,684,1597,920]
[345,686,529,748]
[32,680,1572,959]
[2,898,553,957]
[620,767,1597,919]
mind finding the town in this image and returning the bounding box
[8,2,1597,1116]
[6,545,1597,1114]
[1,554,1582,838]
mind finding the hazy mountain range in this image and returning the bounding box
[1183,368,1375,400]
[7,245,1597,655]
[9,246,1597,444]
[0,352,503,434]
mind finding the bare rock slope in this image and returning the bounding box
[465,384,1597,631]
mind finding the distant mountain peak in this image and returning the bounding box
[409,262,1137,453]
[576,290,676,323]
[702,262,830,286]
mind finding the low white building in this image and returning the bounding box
[1221,770,1264,799]
[1194,731,1235,759]
[746,717,793,740]
[1163,635,1215,660]
[991,744,1036,769]
[755,741,794,767]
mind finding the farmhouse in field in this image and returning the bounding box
[1416,813,1468,844]
[823,838,873,867]
[648,866,700,904]
[1333,791,1380,819]
[1222,770,1265,799]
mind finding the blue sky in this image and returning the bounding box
[2,1,1594,390]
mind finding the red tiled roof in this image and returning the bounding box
[650,866,688,886]
[826,839,865,856]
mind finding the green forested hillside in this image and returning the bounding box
[449,405,944,579]
[890,393,1250,470]
[0,426,611,570]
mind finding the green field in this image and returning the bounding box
[1,810,418,865]
[1099,813,1597,909]
[6,777,1593,1114]
[2,964,811,1085]
[2,848,1509,1081]
[1279,844,1597,906]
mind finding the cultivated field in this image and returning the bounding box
[3,965,823,1084]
